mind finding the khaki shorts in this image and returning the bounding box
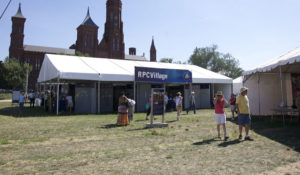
[176,106,182,111]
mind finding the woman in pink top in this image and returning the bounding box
[213,91,229,141]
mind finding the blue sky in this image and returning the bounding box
[1,0,300,71]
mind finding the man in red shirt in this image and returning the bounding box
[213,91,229,141]
[230,93,237,121]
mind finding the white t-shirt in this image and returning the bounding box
[175,96,182,107]
[164,95,169,104]
[66,96,73,104]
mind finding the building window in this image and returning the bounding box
[25,58,30,65]
[91,36,94,49]
[117,39,120,51]
[114,14,118,28]
[13,25,17,33]
[35,58,40,71]
[19,25,23,33]
[17,56,21,62]
[110,12,113,23]
[113,39,115,51]
[84,34,88,48]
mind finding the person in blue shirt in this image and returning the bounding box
[19,92,25,116]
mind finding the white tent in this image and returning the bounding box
[233,76,243,94]
[38,54,232,84]
[243,46,300,115]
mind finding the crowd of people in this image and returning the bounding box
[18,89,74,115]
[18,86,253,141]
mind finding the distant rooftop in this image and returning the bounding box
[125,55,147,61]
[24,45,75,55]
[13,3,25,19]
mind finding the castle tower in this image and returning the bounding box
[75,8,99,57]
[150,37,157,62]
[9,3,26,61]
[98,0,125,59]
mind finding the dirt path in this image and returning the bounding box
[259,160,300,175]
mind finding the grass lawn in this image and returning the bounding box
[0,102,300,175]
[0,93,12,100]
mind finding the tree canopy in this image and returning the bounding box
[0,57,32,90]
[188,45,243,79]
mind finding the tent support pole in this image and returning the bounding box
[133,81,136,113]
[56,79,59,116]
[44,83,46,110]
[279,66,285,126]
[257,73,261,118]
[98,81,100,114]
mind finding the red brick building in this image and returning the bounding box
[9,0,157,90]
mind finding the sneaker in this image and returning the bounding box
[244,136,254,141]
[217,135,221,139]
[231,117,235,121]
[224,136,229,141]
[238,135,242,140]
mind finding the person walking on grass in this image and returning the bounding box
[187,91,196,115]
[230,93,237,121]
[175,92,183,120]
[19,92,25,117]
[236,87,253,141]
[213,91,229,141]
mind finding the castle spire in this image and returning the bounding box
[80,7,98,27]
[150,36,157,62]
[13,3,25,19]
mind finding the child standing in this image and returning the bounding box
[214,91,229,141]
[230,93,237,121]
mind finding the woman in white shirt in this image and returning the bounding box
[174,92,183,120]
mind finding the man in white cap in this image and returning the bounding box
[187,91,196,115]
[236,87,253,141]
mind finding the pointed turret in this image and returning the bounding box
[80,7,98,27]
[150,37,157,62]
[13,3,25,19]
[75,7,99,57]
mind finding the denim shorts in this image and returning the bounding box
[238,114,251,126]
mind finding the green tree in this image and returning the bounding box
[75,51,90,57]
[160,58,173,63]
[188,45,243,79]
[2,57,32,90]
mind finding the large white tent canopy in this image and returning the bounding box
[38,54,232,84]
[244,46,300,76]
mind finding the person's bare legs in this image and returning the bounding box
[222,123,227,137]
[245,125,249,136]
[239,125,243,137]
[217,124,220,138]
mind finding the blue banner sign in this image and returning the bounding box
[135,67,192,83]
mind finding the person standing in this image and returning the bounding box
[213,91,229,141]
[230,93,237,121]
[175,92,183,120]
[19,92,25,116]
[128,98,136,122]
[117,92,129,126]
[164,92,169,113]
[145,96,152,120]
[66,96,73,113]
[187,91,196,115]
[236,87,253,141]
[29,90,35,108]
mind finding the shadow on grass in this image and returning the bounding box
[100,124,124,129]
[229,116,300,152]
[218,139,243,147]
[0,106,62,118]
[193,138,219,146]
[127,127,149,131]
